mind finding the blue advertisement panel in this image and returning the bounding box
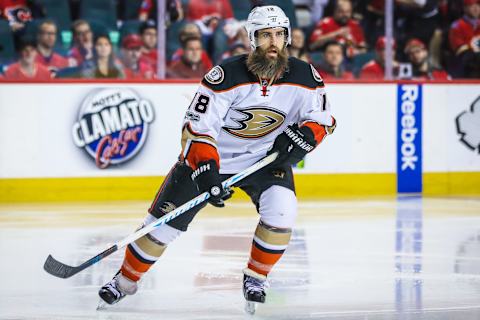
[397,85,422,193]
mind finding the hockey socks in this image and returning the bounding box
[247,220,292,276]
[121,233,167,282]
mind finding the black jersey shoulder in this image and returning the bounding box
[278,57,325,88]
[201,54,256,92]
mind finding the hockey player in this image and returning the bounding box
[98,5,336,312]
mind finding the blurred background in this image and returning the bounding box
[0,0,479,80]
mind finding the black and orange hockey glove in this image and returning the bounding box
[268,124,317,166]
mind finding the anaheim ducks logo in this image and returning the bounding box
[222,107,285,139]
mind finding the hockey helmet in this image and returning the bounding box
[245,5,291,50]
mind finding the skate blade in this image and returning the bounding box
[244,301,256,315]
[96,300,109,311]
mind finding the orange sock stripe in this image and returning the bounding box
[247,241,284,275]
[121,245,155,282]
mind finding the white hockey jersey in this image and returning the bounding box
[181,55,334,174]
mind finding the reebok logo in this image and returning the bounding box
[400,85,419,171]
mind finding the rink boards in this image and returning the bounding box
[0,82,479,201]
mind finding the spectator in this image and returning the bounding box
[170,23,213,69]
[4,39,51,80]
[35,20,70,76]
[138,0,183,24]
[186,0,235,37]
[0,0,32,32]
[359,36,398,79]
[404,38,450,80]
[69,20,94,66]
[315,41,354,80]
[309,0,367,58]
[80,35,124,79]
[288,28,310,63]
[395,0,441,53]
[448,0,480,78]
[220,41,248,61]
[120,34,155,79]
[139,20,158,70]
[167,36,208,78]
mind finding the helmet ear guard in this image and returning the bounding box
[245,5,292,50]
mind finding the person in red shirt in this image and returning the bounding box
[4,39,51,80]
[359,36,398,79]
[35,20,70,76]
[315,41,354,80]
[186,0,234,36]
[139,0,183,23]
[170,23,213,69]
[139,20,158,71]
[68,20,94,66]
[448,0,480,78]
[404,38,450,80]
[120,34,155,79]
[167,36,209,78]
[309,0,367,58]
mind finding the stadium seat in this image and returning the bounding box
[120,0,144,20]
[119,20,142,39]
[36,0,72,32]
[166,20,187,61]
[0,20,15,64]
[230,0,252,20]
[352,51,375,76]
[80,0,117,32]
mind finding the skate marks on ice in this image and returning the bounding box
[1,197,480,319]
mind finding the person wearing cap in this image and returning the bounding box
[139,20,158,70]
[404,38,450,80]
[448,0,480,78]
[166,36,209,78]
[359,36,399,79]
[120,34,155,79]
[315,41,354,80]
[4,39,52,80]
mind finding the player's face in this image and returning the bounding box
[184,40,202,64]
[38,24,56,48]
[325,45,343,67]
[256,27,286,59]
[142,28,157,50]
[95,37,112,59]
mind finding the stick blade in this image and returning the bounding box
[43,254,78,279]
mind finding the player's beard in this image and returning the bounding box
[246,45,289,79]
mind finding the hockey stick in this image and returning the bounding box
[44,152,278,279]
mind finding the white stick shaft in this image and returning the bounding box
[116,152,278,249]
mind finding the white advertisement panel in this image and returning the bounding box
[0,83,479,179]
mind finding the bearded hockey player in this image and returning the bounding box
[98,5,336,314]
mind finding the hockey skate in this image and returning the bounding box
[243,268,268,315]
[97,272,138,310]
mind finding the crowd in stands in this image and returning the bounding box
[0,0,478,81]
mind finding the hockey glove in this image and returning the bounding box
[191,160,233,208]
[268,124,317,166]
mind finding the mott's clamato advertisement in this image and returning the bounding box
[72,88,155,169]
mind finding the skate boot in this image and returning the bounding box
[97,271,138,309]
[243,268,268,315]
